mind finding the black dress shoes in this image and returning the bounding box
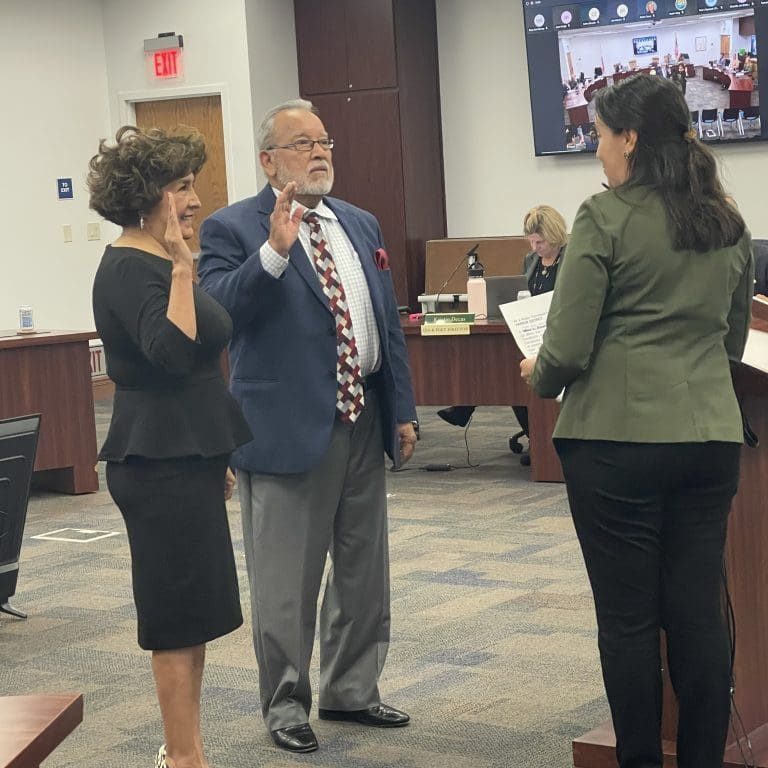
[318,703,410,727]
[271,723,318,753]
[436,405,475,427]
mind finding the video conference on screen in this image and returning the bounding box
[523,0,764,155]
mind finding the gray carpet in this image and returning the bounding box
[0,403,609,768]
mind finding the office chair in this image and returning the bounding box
[689,110,700,138]
[700,108,721,138]
[721,108,744,136]
[742,106,761,132]
[509,405,530,465]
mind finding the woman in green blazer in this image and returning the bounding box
[522,75,752,768]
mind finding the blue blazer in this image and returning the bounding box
[197,184,417,474]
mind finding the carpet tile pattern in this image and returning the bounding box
[0,403,610,767]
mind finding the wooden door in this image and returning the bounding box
[311,91,408,304]
[134,95,227,254]
[721,35,731,57]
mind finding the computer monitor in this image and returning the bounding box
[0,413,41,619]
[485,275,530,320]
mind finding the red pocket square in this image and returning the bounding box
[374,248,390,271]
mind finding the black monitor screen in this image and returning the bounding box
[633,35,658,54]
[523,0,766,155]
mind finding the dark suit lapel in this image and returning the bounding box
[255,186,331,313]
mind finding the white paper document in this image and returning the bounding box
[743,327,768,375]
[499,291,553,358]
[500,292,563,402]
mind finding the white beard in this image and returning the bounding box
[276,165,334,197]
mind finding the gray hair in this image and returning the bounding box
[257,99,318,151]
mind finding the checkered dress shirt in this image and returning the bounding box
[260,191,381,377]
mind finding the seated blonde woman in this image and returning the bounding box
[437,206,569,465]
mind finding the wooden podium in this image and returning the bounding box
[0,330,98,494]
[574,305,768,767]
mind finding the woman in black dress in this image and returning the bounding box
[89,126,252,768]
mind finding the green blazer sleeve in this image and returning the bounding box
[724,241,753,363]
[531,200,611,397]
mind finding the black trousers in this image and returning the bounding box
[556,439,741,768]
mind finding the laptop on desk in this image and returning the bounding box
[485,275,530,320]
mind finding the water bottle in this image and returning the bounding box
[466,261,487,319]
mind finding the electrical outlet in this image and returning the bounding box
[86,222,101,241]
[62,225,73,243]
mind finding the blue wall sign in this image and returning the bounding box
[57,178,73,200]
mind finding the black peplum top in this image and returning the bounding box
[92,245,252,461]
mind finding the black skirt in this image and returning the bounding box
[106,454,243,650]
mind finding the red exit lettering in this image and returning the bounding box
[153,49,179,79]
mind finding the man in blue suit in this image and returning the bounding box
[198,99,418,754]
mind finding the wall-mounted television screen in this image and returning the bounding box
[523,0,765,155]
[633,35,658,54]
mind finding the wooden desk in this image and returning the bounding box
[584,77,608,102]
[0,693,83,768]
[401,319,564,482]
[0,331,98,494]
[729,75,754,108]
[703,66,731,88]
[563,90,590,125]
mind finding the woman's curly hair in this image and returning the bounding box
[87,125,206,227]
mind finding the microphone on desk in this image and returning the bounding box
[432,244,480,312]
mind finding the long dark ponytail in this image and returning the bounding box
[595,74,745,252]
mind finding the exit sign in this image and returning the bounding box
[153,49,182,79]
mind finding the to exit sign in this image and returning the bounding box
[153,49,182,79]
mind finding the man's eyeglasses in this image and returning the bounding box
[267,138,335,152]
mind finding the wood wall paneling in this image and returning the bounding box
[393,0,447,310]
[345,0,397,90]
[294,0,348,94]
[295,0,446,311]
[311,91,408,302]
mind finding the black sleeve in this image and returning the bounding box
[106,253,200,376]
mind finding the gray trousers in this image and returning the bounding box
[237,391,391,731]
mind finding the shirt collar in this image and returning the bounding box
[270,186,338,222]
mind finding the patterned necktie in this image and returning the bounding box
[304,212,365,422]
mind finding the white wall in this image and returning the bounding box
[101,0,259,203]
[5,0,768,331]
[0,0,298,332]
[565,20,726,73]
[436,0,768,238]
[245,0,300,187]
[0,0,111,331]
[437,0,605,237]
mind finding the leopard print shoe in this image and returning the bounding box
[154,744,167,768]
